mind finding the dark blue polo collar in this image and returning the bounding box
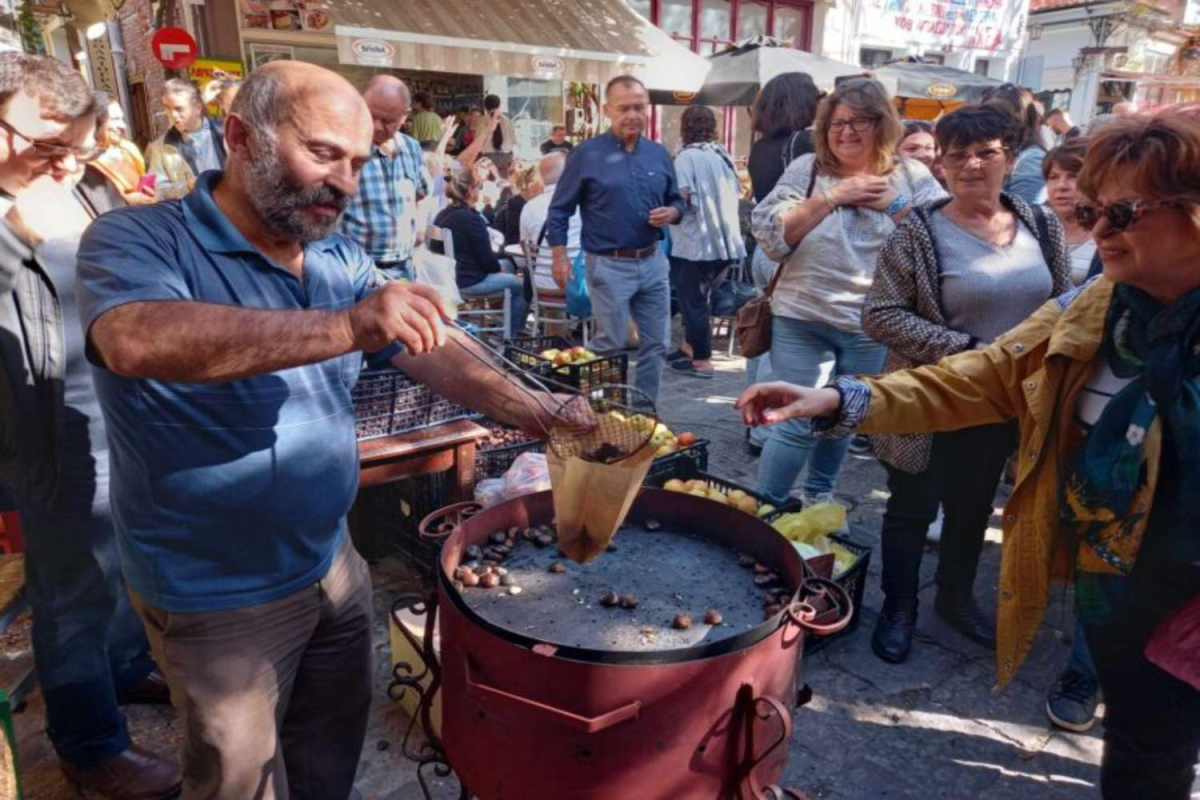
[181,171,341,257]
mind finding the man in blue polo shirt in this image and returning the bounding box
[547,74,685,403]
[76,61,552,797]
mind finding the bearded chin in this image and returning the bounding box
[244,147,345,243]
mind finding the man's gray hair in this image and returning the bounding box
[538,151,566,185]
[163,77,203,108]
[0,52,94,121]
[229,68,285,139]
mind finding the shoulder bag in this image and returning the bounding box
[735,162,819,358]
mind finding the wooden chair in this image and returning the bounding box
[522,241,592,345]
[428,225,510,342]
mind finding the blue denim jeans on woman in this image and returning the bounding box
[459,272,529,337]
[755,316,887,504]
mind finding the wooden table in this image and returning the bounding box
[358,418,489,503]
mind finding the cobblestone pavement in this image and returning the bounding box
[16,336,1196,799]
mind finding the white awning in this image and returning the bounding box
[332,0,709,92]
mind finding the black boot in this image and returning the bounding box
[934,589,996,648]
[872,597,918,663]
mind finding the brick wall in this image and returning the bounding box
[118,0,186,142]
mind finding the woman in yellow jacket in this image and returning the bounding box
[738,112,1200,799]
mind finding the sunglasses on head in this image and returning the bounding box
[1072,199,1186,232]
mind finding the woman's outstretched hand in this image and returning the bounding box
[735,382,841,426]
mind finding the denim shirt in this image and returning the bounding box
[547,131,685,254]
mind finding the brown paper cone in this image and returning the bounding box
[548,442,658,564]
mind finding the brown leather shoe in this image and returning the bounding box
[117,669,172,706]
[60,745,182,799]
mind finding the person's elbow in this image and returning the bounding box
[88,310,147,377]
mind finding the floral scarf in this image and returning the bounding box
[1062,283,1200,588]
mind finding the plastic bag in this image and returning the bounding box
[503,452,551,499]
[474,478,507,508]
[411,246,463,308]
[566,250,590,318]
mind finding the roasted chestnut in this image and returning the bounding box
[704,608,723,625]
[459,571,480,588]
[618,594,639,609]
[600,592,620,608]
[738,554,756,569]
[548,562,567,574]
[479,572,501,589]
[490,531,507,545]
[672,614,693,630]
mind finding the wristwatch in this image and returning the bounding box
[884,193,911,217]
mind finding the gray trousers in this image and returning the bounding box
[584,249,671,402]
[130,535,373,799]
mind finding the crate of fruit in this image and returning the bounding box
[475,423,546,480]
[352,368,479,441]
[504,335,628,392]
[645,460,795,519]
[766,506,871,654]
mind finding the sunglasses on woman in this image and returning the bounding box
[1072,199,1182,232]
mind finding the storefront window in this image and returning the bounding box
[507,77,565,159]
[738,2,768,39]
[774,6,805,47]
[626,0,652,20]
[700,0,732,41]
[661,0,694,40]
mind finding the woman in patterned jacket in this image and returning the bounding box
[860,104,1072,664]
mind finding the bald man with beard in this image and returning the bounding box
[340,73,429,280]
[75,61,555,796]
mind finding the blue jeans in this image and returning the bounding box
[745,351,774,448]
[1067,618,1097,678]
[460,272,529,337]
[585,250,671,402]
[20,501,154,767]
[756,316,887,504]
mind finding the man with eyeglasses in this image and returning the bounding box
[547,74,685,402]
[0,52,181,798]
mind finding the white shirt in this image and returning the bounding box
[520,184,581,293]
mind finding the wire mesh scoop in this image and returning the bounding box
[547,385,659,465]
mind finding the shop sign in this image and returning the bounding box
[859,0,1025,53]
[151,27,198,70]
[926,82,957,97]
[531,55,565,76]
[189,58,246,115]
[352,38,396,67]
[672,91,697,102]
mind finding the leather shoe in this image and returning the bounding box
[934,592,997,648]
[871,597,918,663]
[60,745,182,800]
[117,668,171,706]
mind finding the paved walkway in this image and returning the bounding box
[16,337,1195,799]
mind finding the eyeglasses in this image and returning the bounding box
[829,116,877,134]
[1073,199,1184,232]
[941,146,1007,169]
[0,118,101,162]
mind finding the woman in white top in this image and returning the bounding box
[1044,138,1099,286]
[750,78,946,505]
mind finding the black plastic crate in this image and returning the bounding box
[764,506,871,654]
[643,439,710,484]
[476,438,546,480]
[503,335,628,393]
[645,458,799,516]
[352,368,479,441]
[349,474,448,576]
[804,533,871,654]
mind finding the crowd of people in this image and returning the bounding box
[0,38,1196,800]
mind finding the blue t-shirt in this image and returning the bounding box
[76,172,397,613]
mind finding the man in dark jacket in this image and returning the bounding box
[0,52,180,798]
[145,77,225,197]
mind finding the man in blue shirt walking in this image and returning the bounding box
[547,75,685,402]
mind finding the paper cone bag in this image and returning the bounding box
[548,442,657,564]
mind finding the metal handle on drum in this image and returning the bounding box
[418,501,483,542]
[738,693,794,798]
[464,658,640,734]
[786,576,855,636]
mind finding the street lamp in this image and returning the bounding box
[85,22,107,40]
